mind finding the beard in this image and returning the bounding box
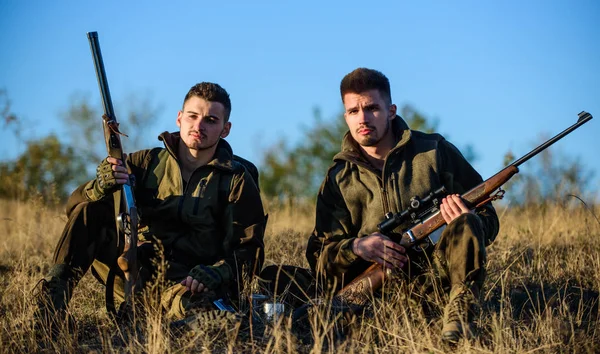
[185,131,220,151]
[356,119,390,147]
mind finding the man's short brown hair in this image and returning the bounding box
[183,82,232,122]
[340,68,392,105]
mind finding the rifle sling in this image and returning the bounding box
[104,265,118,317]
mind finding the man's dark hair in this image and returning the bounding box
[340,68,392,105]
[183,82,232,122]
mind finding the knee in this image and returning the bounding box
[259,265,282,283]
[67,200,113,222]
[448,213,482,234]
[441,213,486,246]
[67,201,90,219]
[258,265,314,295]
[258,265,287,294]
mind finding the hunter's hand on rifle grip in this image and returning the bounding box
[92,155,130,199]
[440,194,474,224]
[352,233,408,270]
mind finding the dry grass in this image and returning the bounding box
[1,196,599,353]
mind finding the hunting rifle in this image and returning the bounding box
[87,32,139,319]
[336,111,593,306]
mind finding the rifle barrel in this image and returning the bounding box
[511,111,592,168]
[87,32,116,120]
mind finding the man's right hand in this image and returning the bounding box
[352,233,408,270]
[92,156,130,198]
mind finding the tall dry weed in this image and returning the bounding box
[1,198,599,353]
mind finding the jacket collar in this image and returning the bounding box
[157,131,236,171]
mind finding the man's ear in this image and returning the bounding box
[176,110,183,128]
[220,122,232,138]
[389,104,397,119]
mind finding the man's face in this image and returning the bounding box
[176,96,231,151]
[343,89,396,147]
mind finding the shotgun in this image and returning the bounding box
[87,31,139,319]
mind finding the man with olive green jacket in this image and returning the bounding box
[306,68,499,343]
[35,82,265,327]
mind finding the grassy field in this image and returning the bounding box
[1,196,599,353]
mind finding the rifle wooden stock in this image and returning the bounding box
[336,110,593,306]
[87,32,139,315]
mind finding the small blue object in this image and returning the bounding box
[213,298,235,312]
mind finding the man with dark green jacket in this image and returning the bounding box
[306,68,499,343]
[35,82,265,324]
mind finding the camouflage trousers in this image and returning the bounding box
[406,212,487,294]
[51,200,219,320]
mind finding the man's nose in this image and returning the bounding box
[357,109,369,124]
[195,118,207,131]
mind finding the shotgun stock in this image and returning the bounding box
[87,31,139,318]
[336,111,593,306]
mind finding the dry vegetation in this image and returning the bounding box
[1,196,599,353]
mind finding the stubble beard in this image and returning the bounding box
[357,119,390,147]
[186,138,220,151]
[185,129,223,151]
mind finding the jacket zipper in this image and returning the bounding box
[177,166,200,223]
[193,179,207,214]
[339,152,395,217]
[390,173,401,212]
[380,155,392,215]
[380,187,391,215]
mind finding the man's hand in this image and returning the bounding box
[92,155,130,199]
[440,194,473,224]
[180,275,210,294]
[99,156,130,187]
[181,264,232,295]
[352,233,408,270]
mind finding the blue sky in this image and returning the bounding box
[1,1,599,197]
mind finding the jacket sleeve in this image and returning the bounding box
[438,139,500,245]
[64,150,150,216]
[219,169,266,291]
[306,167,361,282]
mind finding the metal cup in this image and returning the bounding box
[250,294,269,323]
[263,302,285,323]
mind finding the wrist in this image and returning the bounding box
[337,238,360,265]
[85,180,105,201]
[215,263,233,284]
[351,237,361,257]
